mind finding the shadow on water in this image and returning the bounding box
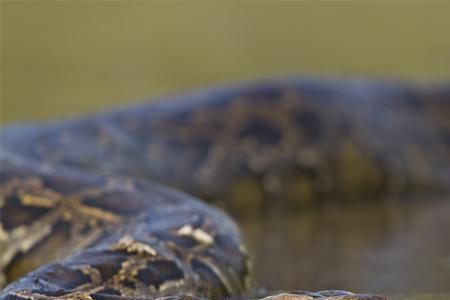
[234,195,450,296]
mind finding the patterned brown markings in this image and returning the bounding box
[52,188,123,226]
[1,180,58,285]
[1,177,123,230]
[0,178,59,231]
[223,92,393,206]
[136,260,184,289]
[146,94,295,193]
[240,244,253,291]
[147,216,214,255]
[74,203,123,224]
[4,219,72,283]
[0,176,129,288]
[153,232,200,249]
[74,251,129,283]
[4,291,96,300]
[177,225,213,246]
[69,238,165,294]
[110,235,157,257]
[223,100,303,180]
[76,265,103,290]
[3,83,428,300]
[0,195,52,231]
[170,96,292,196]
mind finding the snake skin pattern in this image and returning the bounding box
[1,78,450,300]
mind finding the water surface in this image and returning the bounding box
[235,196,450,296]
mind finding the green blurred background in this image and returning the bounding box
[2,1,450,124]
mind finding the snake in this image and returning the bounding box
[1,78,449,300]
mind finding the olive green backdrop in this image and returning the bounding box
[2,2,450,124]
[2,1,450,124]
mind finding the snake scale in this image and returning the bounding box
[1,78,450,300]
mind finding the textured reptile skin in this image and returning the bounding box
[1,78,449,300]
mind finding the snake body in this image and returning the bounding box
[1,78,449,300]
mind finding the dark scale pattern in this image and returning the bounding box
[191,258,228,297]
[0,195,51,230]
[239,121,283,145]
[75,251,127,282]
[2,78,449,300]
[136,260,184,288]
[294,111,323,141]
[38,264,93,290]
[121,280,136,289]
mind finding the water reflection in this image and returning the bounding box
[235,196,450,295]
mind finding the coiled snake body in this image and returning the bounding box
[1,78,449,300]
